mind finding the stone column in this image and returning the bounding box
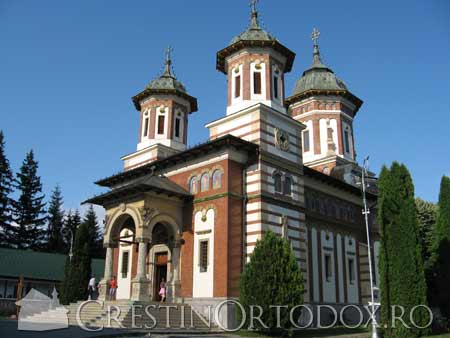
[131,237,151,301]
[98,243,115,301]
[167,238,182,302]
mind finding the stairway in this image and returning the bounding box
[18,306,69,331]
[66,300,219,332]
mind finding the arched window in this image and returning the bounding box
[284,176,292,196]
[189,176,198,194]
[142,111,150,139]
[201,173,210,192]
[273,172,282,193]
[212,170,222,189]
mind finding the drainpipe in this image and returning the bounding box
[242,166,247,272]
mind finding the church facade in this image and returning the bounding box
[85,3,379,322]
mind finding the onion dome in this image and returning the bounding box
[132,47,198,112]
[216,1,295,74]
[285,29,362,110]
[292,41,347,94]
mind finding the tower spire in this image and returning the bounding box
[163,46,174,77]
[311,27,323,66]
[249,0,260,29]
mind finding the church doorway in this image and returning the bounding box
[153,252,168,301]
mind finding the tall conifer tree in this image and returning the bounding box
[429,176,450,320]
[11,150,46,249]
[415,198,437,270]
[378,162,428,338]
[83,205,103,258]
[0,131,14,247]
[62,210,81,254]
[60,222,92,304]
[46,185,65,253]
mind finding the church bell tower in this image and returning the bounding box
[122,48,198,171]
[216,0,295,116]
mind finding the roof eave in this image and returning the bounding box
[94,135,259,188]
[216,40,295,74]
[284,89,363,114]
[132,88,198,113]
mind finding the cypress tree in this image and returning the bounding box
[83,205,104,258]
[0,131,14,247]
[428,176,450,321]
[239,230,304,332]
[378,162,429,338]
[60,221,92,304]
[46,185,65,253]
[434,176,450,243]
[415,198,437,270]
[11,150,46,250]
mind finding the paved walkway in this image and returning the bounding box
[0,320,235,338]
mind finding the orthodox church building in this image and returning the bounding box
[85,3,379,323]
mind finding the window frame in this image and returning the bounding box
[212,169,222,189]
[200,172,210,192]
[199,239,209,273]
[189,176,198,194]
[348,257,355,285]
[324,253,333,282]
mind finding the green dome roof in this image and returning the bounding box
[146,49,187,92]
[292,45,347,96]
[146,74,186,93]
[230,10,276,44]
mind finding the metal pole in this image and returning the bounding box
[68,230,74,262]
[361,157,378,338]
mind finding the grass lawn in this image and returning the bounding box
[236,326,369,338]
[236,329,450,338]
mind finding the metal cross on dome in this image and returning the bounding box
[250,0,259,13]
[311,27,320,46]
[165,46,173,63]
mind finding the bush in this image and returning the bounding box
[239,230,304,332]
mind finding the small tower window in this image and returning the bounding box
[235,75,241,98]
[143,112,149,138]
[303,130,310,152]
[344,129,350,153]
[253,72,262,95]
[174,111,183,140]
[175,118,180,138]
[273,75,279,99]
[157,115,165,135]
[201,173,210,192]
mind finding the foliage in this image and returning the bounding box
[10,150,46,250]
[415,198,437,269]
[378,162,429,338]
[0,131,14,247]
[82,205,104,258]
[428,176,450,323]
[60,221,92,304]
[46,185,65,253]
[239,230,304,332]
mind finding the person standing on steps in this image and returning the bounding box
[87,275,96,300]
[159,278,166,303]
[109,276,117,301]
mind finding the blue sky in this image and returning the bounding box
[0,0,449,216]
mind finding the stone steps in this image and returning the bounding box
[65,301,217,331]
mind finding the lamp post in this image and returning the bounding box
[62,228,74,262]
[360,156,379,338]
